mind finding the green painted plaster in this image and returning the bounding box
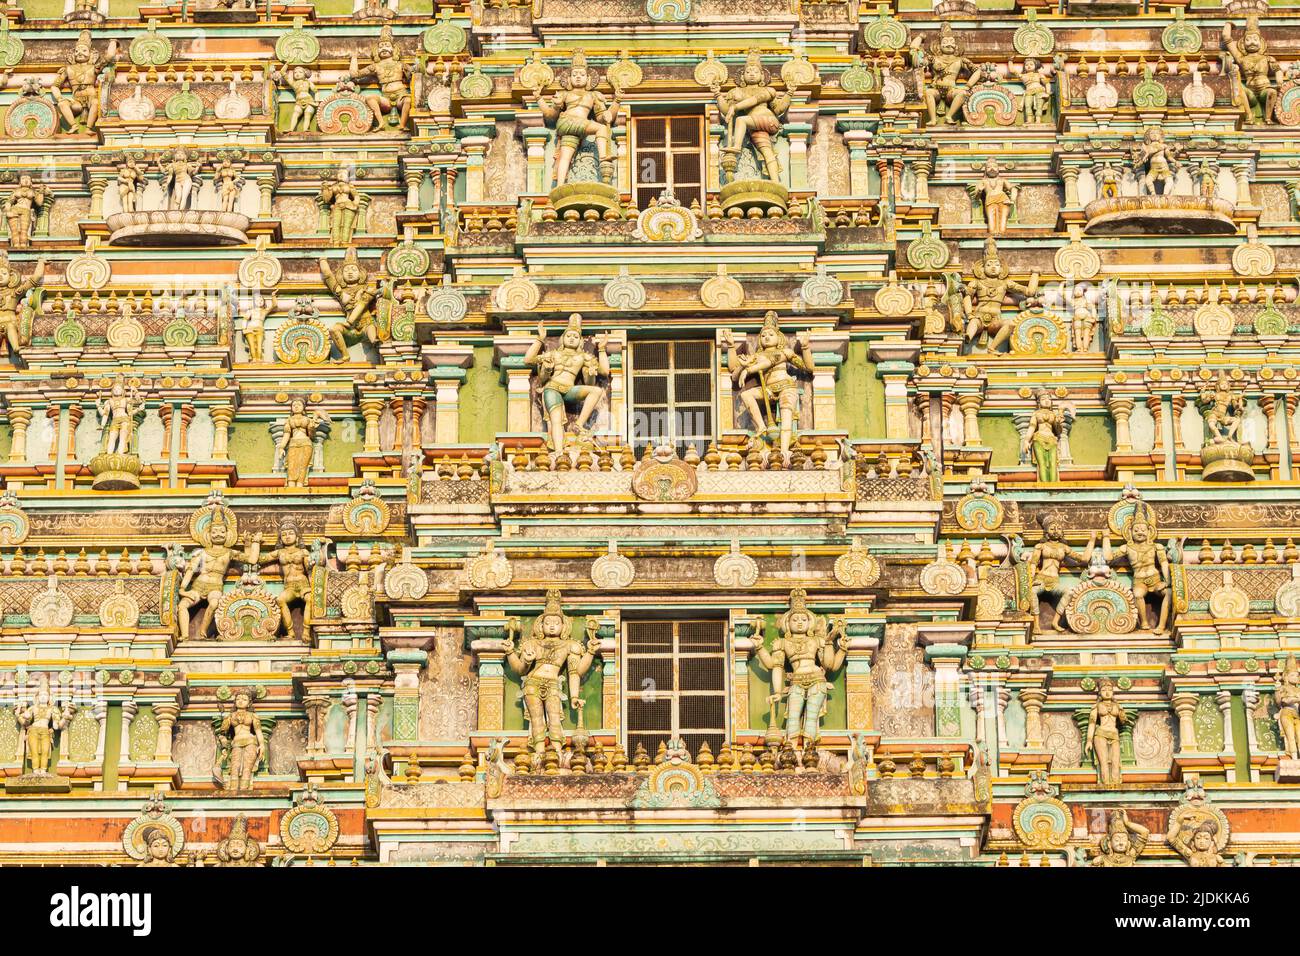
[746,614,846,732]
[0,425,10,463]
[502,615,602,732]
[1230,694,1250,780]
[981,415,1022,469]
[229,422,275,474]
[460,346,508,444]
[1068,414,1115,468]
[835,343,883,441]
[102,702,122,790]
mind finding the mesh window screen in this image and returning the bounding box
[624,620,727,757]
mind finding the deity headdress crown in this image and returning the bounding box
[71,29,93,60]
[742,47,770,83]
[932,22,963,54]
[530,588,570,638]
[761,310,782,333]
[374,23,396,56]
[779,587,819,632]
[1284,654,1300,683]
[1096,676,1115,693]
[566,312,583,334]
[1244,15,1265,46]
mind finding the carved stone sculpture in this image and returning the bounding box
[524,313,609,452]
[752,589,848,750]
[346,25,413,131]
[217,689,265,792]
[1086,677,1129,789]
[721,311,814,460]
[502,590,602,755]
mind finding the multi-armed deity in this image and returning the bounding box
[16,685,76,778]
[49,30,117,133]
[273,397,331,489]
[1166,779,1229,867]
[1102,496,1173,633]
[0,254,44,367]
[1085,677,1128,789]
[954,238,1038,353]
[159,146,205,212]
[1129,128,1182,197]
[537,50,621,191]
[1196,370,1255,481]
[217,689,265,793]
[524,313,609,452]
[502,590,602,756]
[721,311,815,459]
[1222,17,1281,124]
[346,25,413,131]
[913,23,975,125]
[752,589,849,751]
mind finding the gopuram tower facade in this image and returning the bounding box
[0,0,1299,868]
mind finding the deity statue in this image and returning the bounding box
[1129,128,1182,197]
[319,165,362,246]
[4,175,51,250]
[96,375,145,456]
[524,313,609,452]
[116,156,145,214]
[1085,677,1128,789]
[752,589,849,749]
[1276,654,1300,761]
[136,826,179,867]
[912,23,975,125]
[248,518,323,639]
[217,689,265,793]
[1021,520,1096,631]
[502,590,602,755]
[49,30,118,133]
[957,238,1038,353]
[215,815,262,866]
[346,25,413,132]
[1019,56,1053,125]
[537,50,622,188]
[1197,370,1246,447]
[320,249,385,361]
[16,686,75,775]
[1091,809,1149,866]
[1102,511,1171,632]
[0,255,45,367]
[1022,390,1066,483]
[1171,819,1226,867]
[713,48,790,184]
[159,146,204,212]
[177,518,254,640]
[1070,285,1098,352]
[274,398,330,489]
[1222,17,1281,124]
[721,311,815,459]
[241,291,276,363]
[213,155,243,214]
[968,159,1018,236]
[271,65,318,132]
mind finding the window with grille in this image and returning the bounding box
[624,620,728,760]
[632,114,704,212]
[629,339,714,456]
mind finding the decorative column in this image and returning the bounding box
[1171,692,1198,753]
[926,645,968,738]
[913,158,933,204]
[522,125,552,195]
[1168,394,1188,454]
[310,418,331,474]
[93,700,109,764]
[404,167,426,212]
[459,134,491,203]
[303,695,330,754]
[424,343,474,445]
[1234,165,1253,206]
[258,178,274,218]
[844,619,881,731]
[388,650,426,743]
[7,408,32,463]
[839,125,875,197]
[360,397,385,454]
[152,702,179,762]
[366,693,381,753]
[1146,395,1165,452]
[784,120,812,190]
[957,392,984,446]
[1019,688,1047,749]
[872,347,919,441]
[1269,390,1294,479]
[1107,394,1135,453]
[210,405,234,460]
[495,337,537,434]
[807,331,848,432]
[995,683,1011,747]
[89,178,108,218]
[1061,166,1081,208]
[1217,689,1236,777]
[118,700,138,773]
[177,403,196,459]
